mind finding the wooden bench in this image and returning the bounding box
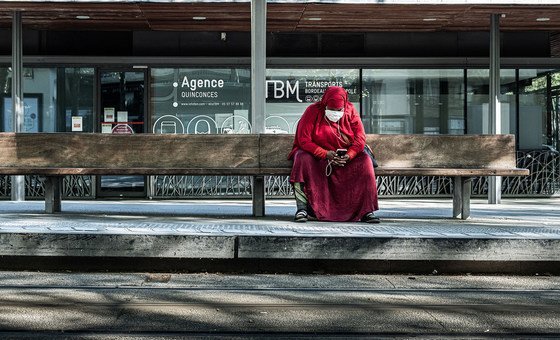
[261,134,530,219]
[0,133,529,219]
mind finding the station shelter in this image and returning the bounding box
[0,0,559,200]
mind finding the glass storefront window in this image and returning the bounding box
[0,67,94,133]
[0,67,57,132]
[0,68,8,95]
[150,68,251,134]
[61,68,94,132]
[466,69,516,136]
[549,71,560,151]
[0,68,9,132]
[265,69,359,134]
[362,69,464,134]
[518,69,558,150]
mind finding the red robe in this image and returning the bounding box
[288,86,379,222]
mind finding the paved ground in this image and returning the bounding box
[0,198,559,272]
[0,197,558,238]
[1,200,558,337]
[0,272,558,338]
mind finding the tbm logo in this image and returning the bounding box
[266,80,302,103]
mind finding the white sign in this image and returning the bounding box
[104,107,115,122]
[101,123,112,134]
[71,116,83,132]
[117,111,128,122]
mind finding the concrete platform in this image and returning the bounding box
[0,197,559,273]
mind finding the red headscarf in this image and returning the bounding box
[288,86,366,160]
[323,86,346,109]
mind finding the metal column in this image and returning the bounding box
[488,14,502,204]
[251,0,266,134]
[251,0,266,216]
[11,11,25,202]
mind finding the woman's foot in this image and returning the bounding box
[294,209,308,222]
[361,212,380,223]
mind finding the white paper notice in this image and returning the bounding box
[117,111,128,122]
[101,123,113,133]
[71,116,83,132]
[104,108,115,122]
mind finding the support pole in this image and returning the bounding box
[251,0,266,134]
[11,11,25,202]
[251,0,266,217]
[488,13,502,204]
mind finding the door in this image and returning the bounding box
[97,69,146,198]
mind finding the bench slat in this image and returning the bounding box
[259,134,520,169]
[0,133,259,169]
[0,168,268,176]
[374,168,529,176]
[369,134,518,169]
[0,167,529,177]
[258,167,529,177]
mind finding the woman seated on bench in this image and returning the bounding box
[288,86,380,223]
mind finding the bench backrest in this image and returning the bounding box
[260,134,518,169]
[0,133,259,172]
[0,133,517,172]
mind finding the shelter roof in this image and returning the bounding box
[0,1,559,31]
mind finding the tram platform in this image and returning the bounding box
[0,197,559,274]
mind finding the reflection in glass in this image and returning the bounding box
[0,68,9,99]
[0,67,94,133]
[362,69,464,134]
[466,69,516,136]
[100,71,145,134]
[150,68,251,134]
[61,68,94,132]
[518,69,560,151]
[99,70,146,196]
[0,68,57,132]
[266,69,359,134]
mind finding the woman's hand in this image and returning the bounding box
[326,150,348,167]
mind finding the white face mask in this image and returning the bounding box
[325,109,344,123]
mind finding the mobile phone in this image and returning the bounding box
[336,148,347,157]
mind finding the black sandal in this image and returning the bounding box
[294,209,308,222]
[361,212,380,224]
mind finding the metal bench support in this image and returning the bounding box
[44,176,61,213]
[453,176,472,219]
[252,175,265,217]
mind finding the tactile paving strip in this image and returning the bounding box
[1,218,559,239]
